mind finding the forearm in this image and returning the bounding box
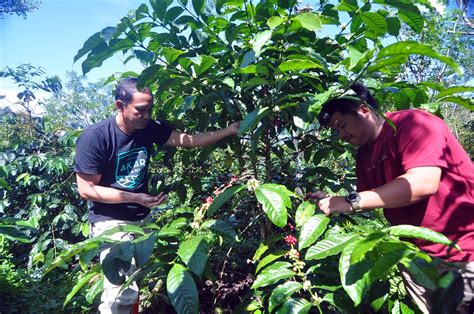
[166,128,234,147]
[79,184,138,204]
[358,167,441,210]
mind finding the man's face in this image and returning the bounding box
[120,91,153,130]
[329,109,374,147]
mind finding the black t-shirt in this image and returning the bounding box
[74,116,173,222]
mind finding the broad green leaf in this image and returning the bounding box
[269,281,303,312]
[402,257,437,291]
[239,107,269,134]
[74,32,103,62]
[133,233,156,267]
[162,47,185,64]
[386,16,401,36]
[298,214,330,250]
[0,178,11,191]
[64,270,99,306]
[308,86,340,114]
[164,6,184,23]
[435,86,474,100]
[267,16,285,29]
[99,224,146,238]
[295,201,315,228]
[339,241,370,306]
[377,41,462,75]
[0,225,31,243]
[102,241,134,285]
[335,0,358,12]
[419,102,440,113]
[85,275,103,304]
[306,233,358,260]
[207,185,245,216]
[276,298,312,314]
[350,232,386,263]
[178,236,209,277]
[158,217,188,238]
[253,30,272,56]
[399,9,424,33]
[278,59,324,72]
[437,96,474,110]
[192,0,205,15]
[346,46,374,72]
[255,250,286,274]
[367,55,408,73]
[79,241,101,271]
[367,241,411,283]
[360,12,387,36]
[190,55,217,76]
[251,261,295,289]
[151,0,173,20]
[255,184,291,228]
[201,219,239,242]
[293,12,322,31]
[167,263,199,314]
[386,225,458,249]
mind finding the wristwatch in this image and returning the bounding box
[346,191,363,213]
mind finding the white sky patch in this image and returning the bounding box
[416,0,447,15]
[0,80,48,116]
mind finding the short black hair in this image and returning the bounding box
[318,82,379,128]
[318,97,362,127]
[114,77,151,105]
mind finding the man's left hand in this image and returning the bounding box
[318,196,352,216]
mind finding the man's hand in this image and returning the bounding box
[318,196,352,216]
[227,122,240,136]
[305,191,328,202]
[134,192,168,208]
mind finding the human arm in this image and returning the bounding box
[76,172,167,208]
[164,122,240,147]
[315,166,442,215]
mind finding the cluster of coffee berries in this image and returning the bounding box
[287,248,300,260]
[284,234,297,246]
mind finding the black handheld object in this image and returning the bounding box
[350,82,379,109]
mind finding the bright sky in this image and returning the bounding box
[0,0,145,112]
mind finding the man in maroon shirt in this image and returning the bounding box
[309,92,474,313]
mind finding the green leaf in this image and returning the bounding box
[437,96,474,110]
[251,261,295,289]
[85,275,103,304]
[190,55,217,76]
[167,263,199,314]
[335,0,358,12]
[339,241,370,306]
[435,86,474,100]
[164,6,184,23]
[293,12,322,31]
[377,41,463,75]
[178,236,209,277]
[0,225,31,243]
[350,232,386,263]
[367,55,408,73]
[255,184,291,228]
[308,86,339,114]
[102,241,134,285]
[253,30,272,56]
[133,233,156,267]
[192,0,205,15]
[269,281,303,312]
[239,107,270,134]
[298,214,330,250]
[276,298,312,314]
[267,16,285,29]
[386,16,401,36]
[0,178,11,192]
[360,12,387,36]
[74,32,103,62]
[64,270,99,306]
[295,201,315,228]
[278,59,324,72]
[207,185,245,216]
[162,47,185,64]
[386,225,458,249]
[255,250,286,274]
[367,241,412,283]
[201,219,239,242]
[398,9,424,33]
[306,233,358,260]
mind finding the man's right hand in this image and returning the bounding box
[135,192,168,208]
[305,191,329,202]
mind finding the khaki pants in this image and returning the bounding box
[401,261,474,314]
[92,216,149,314]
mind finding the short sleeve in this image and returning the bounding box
[74,129,107,175]
[148,119,174,146]
[395,110,448,172]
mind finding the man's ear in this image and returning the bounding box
[359,104,371,116]
[115,100,124,110]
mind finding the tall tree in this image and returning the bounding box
[0,0,42,19]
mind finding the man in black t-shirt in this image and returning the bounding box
[74,77,239,313]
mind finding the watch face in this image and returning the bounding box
[348,192,360,202]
